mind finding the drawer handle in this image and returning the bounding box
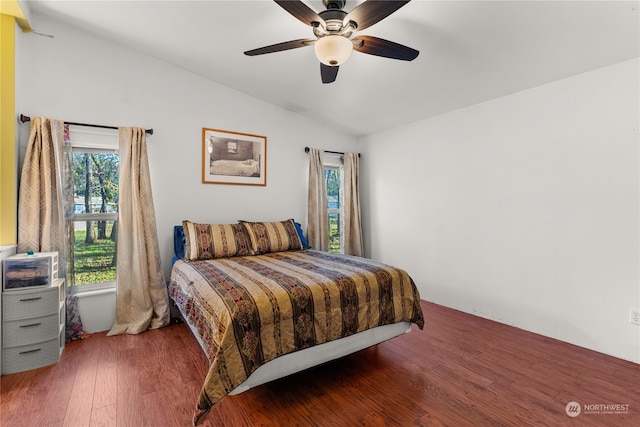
[20,322,42,328]
[19,348,41,355]
[19,297,42,302]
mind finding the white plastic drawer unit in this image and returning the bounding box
[1,278,66,374]
[2,286,60,319]
[2,313,60,347]
[2,338,61,375]
[2,252,58,291]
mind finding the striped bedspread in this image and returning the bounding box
[169,250,424,425]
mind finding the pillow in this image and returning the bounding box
[172,225,187,266]
[182,220,253,261]
[240,219,303,254]
[294,222,311,249]
[174,225,186,259]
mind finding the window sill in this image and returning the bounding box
[71,284,116,298]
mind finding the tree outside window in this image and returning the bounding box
[71,150,119,287]
[325,166,343,253]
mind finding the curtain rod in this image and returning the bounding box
[304,146,360,157]
[20,114,153,135]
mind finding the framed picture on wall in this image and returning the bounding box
[202,128,267,186]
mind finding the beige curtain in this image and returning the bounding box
[19,118,86,341]
[18,118,66,268]
[108,127,169,335]
[343,152,364,256]
[307,148,329,251]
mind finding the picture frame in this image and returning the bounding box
[202,128,267,186]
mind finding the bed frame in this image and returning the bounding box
[175,300,411,394]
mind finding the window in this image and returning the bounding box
[324,156,344,253]
[227,141,237,153]
[67,130,119,290]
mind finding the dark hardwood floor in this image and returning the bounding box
[1,300,638,426]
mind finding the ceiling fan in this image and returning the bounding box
[244,0,419,84]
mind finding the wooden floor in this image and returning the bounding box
[1,300,638,426]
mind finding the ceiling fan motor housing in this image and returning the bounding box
[314,9,355,38]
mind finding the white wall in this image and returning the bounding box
[15,14,357,331]
[360,58,640,363]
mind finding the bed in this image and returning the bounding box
[210,159,260,176]
[169,219,424,425]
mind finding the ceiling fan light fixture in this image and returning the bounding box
[314,35,353,66]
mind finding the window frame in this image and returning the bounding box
[68,134,119,293]
[324,154,344,254]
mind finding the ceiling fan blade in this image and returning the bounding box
[320,63,339,84]
[274,0,324,27]
[344,0,411,31]
[244,39,315,56]
[352,35,419,61]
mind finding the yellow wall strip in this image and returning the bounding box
[0,12,17,246]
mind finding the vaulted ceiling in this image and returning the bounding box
[23,1,640,137]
